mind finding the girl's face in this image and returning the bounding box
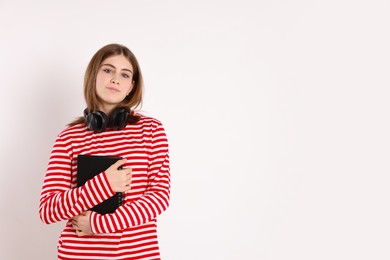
[95,54,134,114]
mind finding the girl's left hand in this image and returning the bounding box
[72,211,93,236]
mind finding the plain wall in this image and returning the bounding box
[0,0,389,259]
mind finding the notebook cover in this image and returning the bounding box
[77,154,123,214]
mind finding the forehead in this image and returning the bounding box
[101,54,133,70]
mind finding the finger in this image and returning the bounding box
[121,168,132,175]
[72,224,79,230]
[121,184,129,192]
[112,159,127,169]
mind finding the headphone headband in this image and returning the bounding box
[84,107,130,132]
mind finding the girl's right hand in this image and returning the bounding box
[105,159,132,192]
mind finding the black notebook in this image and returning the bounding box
[77,154,124,214]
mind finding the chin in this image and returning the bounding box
[104,97,126,105]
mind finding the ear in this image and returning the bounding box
[127,81,135,96]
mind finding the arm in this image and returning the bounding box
[39,135,116,224]
[89,121,170,234]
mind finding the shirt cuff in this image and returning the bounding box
[89,211,99,234]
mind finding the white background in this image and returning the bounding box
[0,0,389,259]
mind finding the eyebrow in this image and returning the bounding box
[102,63,133,74]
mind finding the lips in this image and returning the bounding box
[107,86,120,92]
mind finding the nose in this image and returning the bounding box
[110,76,119,84]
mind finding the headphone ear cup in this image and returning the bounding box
[84,109,108,132]
[84,109,94,130]
[94,111,108,132]
[109,107,130,130]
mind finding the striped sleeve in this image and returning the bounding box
[39,135,116,224]
[90,121,171,234]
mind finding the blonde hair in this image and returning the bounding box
[69,43,143,126]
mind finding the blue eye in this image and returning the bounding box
[122,74,130,78]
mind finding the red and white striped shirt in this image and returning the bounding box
[39,115,170,260]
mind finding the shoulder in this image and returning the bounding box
[134,113,169,149]
[132,112,168,139]
[134,112,165,129]
[57,123,88,140]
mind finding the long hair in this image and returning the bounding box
[69,43,143,126]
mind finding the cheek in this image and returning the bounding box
[121,79,134,91]
[95,75,107,97]
[96,73,108,86]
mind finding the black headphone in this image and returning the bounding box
[84,107,130,133]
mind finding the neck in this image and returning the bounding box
[99,104,116,116]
